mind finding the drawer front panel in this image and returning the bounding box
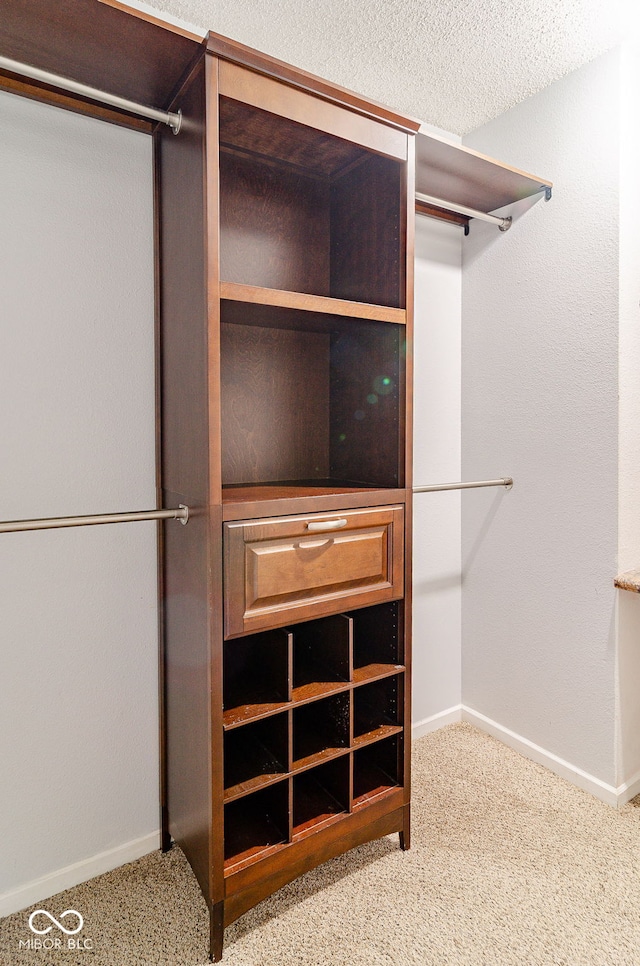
[224,506,404,637]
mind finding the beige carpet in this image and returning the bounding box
[2,723,640,965]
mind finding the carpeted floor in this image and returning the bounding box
[2,723,640,965]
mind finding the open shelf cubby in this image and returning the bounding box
[223,713,289,800]
[353,735,401,807]
[220,313,404,491]
[292,614,352,702]
[293,757,350,839]
[353,675,402,746]
[219,96,405,309]
[292,693,350,770]
[224,780,289,871]
[351,601,403,682]
[223,628,292,727]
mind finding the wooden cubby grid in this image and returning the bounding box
[222,604,405,870]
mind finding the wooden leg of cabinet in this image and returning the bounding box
[160,806,172,853]
[399,806,410,851]
[209,901,225,963]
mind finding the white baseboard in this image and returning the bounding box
[413,704,639,808]
[412,705,462,739]
[0,831,160,919]
[460,706,628,807]
[616,769,640,806]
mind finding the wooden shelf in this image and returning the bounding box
[352,723,403,749]
[223,699,290,730]
[416,129,552,214]
[352,662,405,685]
[291,680,350,704]
[224,770,288,803]
[292,744,351,774]
[352,781,399,810]
[221,281,407,326]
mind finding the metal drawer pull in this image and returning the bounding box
[306,518,348,532]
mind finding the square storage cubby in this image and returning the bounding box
[218,96,405,308]
[223,713,288,799]
[292,614,352,701]
[223,628,291,726]
[293,757,350,839]
[292,693,350,770]
[350,601,403,683]
[353,735,401,807]
[353,675,402,745]
[224,780,289,870]
[220,315,404,489]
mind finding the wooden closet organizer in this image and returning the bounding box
[0,2,551,961]
[157,33,418,961]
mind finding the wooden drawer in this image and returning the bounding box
[223,506,404,638]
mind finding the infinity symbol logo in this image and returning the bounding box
[28,909,84,935]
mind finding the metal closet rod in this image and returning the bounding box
[0,54,182,133]
[414,478,513,493]
[0,506,189,534]
[415,191,512,232]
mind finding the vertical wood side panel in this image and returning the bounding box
[402,136,416,812]
[156,52,214,905]
[204,53,226,906]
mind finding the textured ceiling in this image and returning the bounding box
[138,0,625,135]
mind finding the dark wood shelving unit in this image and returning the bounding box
[156,42,416,952]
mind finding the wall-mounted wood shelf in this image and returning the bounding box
[416,128,552,219]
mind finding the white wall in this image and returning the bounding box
[616,43,640,793]
[412,215,462,733]
[0,91,159,913]
[461,52,621,786]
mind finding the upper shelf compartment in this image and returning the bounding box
[415,129,552,226]
[217,71,408,310]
